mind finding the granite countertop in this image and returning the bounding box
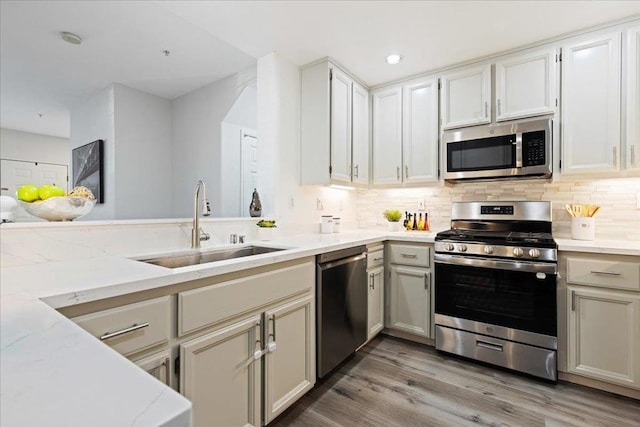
[1,226,637,426]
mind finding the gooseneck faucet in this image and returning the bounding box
[192,180,211,249]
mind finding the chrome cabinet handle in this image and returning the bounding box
[373,257,384,262]
[269,314,276,342]
[590,270,621,276]
[354,164,359,179]
[400,253,417,258]
[396,166,400,180]
[164,357,171,385]
[613,146,617,167]
[497,99,501,116]
[484,101,488,118]
[405,165,409,179]
[370,273,375,290]
[100,322,149,341]
[476,340,503,352]
[424,272,430,290]
[571,290,575,311]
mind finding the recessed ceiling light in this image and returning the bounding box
[385,54,403,65]
[60,31,82,45]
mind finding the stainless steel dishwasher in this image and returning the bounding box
[316,245,368,378]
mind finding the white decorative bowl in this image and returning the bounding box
[19,197,96,221]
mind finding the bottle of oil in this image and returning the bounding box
[417,213,424,230]
[412,213,418,230]
[423,212,430,231]
[406,213,413,230]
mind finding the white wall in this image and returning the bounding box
[113,84,173,219]
[70,85,115,220]
[0,128,69,165]
[171,68,257,218]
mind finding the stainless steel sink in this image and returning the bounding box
[137,245,286,269]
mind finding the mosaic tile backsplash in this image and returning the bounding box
[357,177,640,241]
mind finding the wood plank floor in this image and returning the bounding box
[271,336,640,427]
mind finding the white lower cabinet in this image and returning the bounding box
[134,349,172,387]
[181,295,315,427]
[263,295,315,424]
[567,286,640,389]
[389,265,431,338]
[367,265,384,340]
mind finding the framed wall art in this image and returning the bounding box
[72,139,104,203]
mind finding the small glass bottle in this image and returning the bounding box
[417,213,424,230]
[412,213,418,230]
[406,214,413,230]
[424,212,430,231]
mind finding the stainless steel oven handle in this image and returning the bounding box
[434,253,557,274]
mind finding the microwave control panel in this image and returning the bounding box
[522,130,546,166]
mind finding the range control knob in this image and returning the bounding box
[484,246,494,255]
[513,247,524,257]
[457,244,468,252]
[445,243,455,251]
[529,248,541,258]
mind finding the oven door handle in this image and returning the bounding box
[434,253,557,274]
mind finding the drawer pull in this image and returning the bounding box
[373,257,384,262]
[100,322,150,341]
[164,357,171,385]
[476,340,503,352]
[590,270,621,276]
[400,253,417,258]
[370,273,375,290]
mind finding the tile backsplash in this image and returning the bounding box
[357,177,640,241]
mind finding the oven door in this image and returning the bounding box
[434,254,557,338]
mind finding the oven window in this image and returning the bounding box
[447,134,516,172]
[435,262,556,337]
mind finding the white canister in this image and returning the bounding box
[333,217,341,233]
[571,217,595,241]
[321,215,334,234]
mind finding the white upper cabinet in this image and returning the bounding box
[300,60,369,186]
[561,32,622,174]
[372,86,403,185]
[440,64,491,129]
[352,81,370,185]
[627,26,640,171]
[495,48,557,121]
[402,76,439,184]
[329,67,352,183]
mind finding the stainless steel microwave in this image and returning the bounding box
[443,118,552,182]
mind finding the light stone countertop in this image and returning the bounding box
[1,224,638,427]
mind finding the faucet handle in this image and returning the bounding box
[230,233,238,244]
[200,228,210,242]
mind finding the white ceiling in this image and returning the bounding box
[1,1,638,139]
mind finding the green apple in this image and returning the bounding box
[16,184,40,202]
[38,184,65,200]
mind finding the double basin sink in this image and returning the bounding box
[137,245,286,269]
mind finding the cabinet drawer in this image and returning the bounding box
[368,250,384,268]
[567,258,640,291]
[178,261,314,336]
[388,244,430,267]
[73,296,171,357]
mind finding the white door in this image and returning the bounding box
[240,130,258,216]
[367,265,384,340]
[180,315,262,427]
[561,32,622,174]
[352,80,369,185]
[495,48,557,121]
[388,265,431,338]
[627,26,640,171]
[440,64,491,129]
[330,67,352,183]
[263,295,315,424]
[402,76,439,184]
[567,286,640,389]
[134,349,172,388]
[0,159,68,221]
[372,86,403,185]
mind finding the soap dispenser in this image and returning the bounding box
[249,189,262,217]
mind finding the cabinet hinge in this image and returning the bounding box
[329,69,333,80]
[329,165,333,175]
[174,357,180,377]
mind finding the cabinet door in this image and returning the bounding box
[389,265,431,338]
[562,32,621,174]
[567,287,640,389]
[402,76,439,184]
[134,349,172,387]
[440,64,491,129]
[181,315,261,427]
[367,265,384,340]
[495,48,556,121]
[330,67,352,183]
[264,295,315,424]
[352,80,370,185]
[627,26,640,171]
[372,86,403,185]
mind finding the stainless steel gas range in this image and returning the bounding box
[434,201,558,381]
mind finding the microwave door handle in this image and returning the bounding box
[515,133,523,168]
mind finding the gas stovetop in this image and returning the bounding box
[435,201,557,262]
